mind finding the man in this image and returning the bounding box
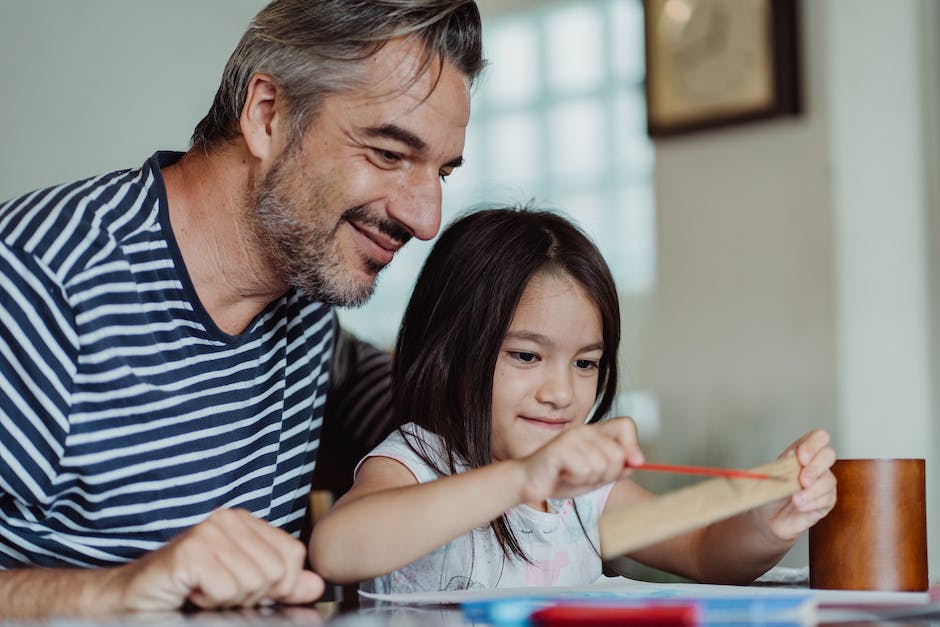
[0,0,484,618]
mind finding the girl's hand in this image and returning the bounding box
[755,430,837,542]
[518,416,645,504]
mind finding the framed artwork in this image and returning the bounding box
[643,0,801,137]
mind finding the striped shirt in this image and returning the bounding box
[0,152,334,568]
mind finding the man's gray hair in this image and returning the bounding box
[191,0,485,152]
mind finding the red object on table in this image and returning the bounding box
[530,603,698,626]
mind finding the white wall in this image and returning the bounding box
[827,0,934,460]
[646,0,835,568]
[0,0,265,198]
[650,0,938,574]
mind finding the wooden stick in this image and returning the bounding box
[632,462,770,480]
[599,455,802,559]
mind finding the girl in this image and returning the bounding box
[309,207,836,593]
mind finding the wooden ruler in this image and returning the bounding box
[599,455,802,559]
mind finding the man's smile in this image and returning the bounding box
[347,218,401,266]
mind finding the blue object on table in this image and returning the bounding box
[461,597,550,626]
[460,592,816,627]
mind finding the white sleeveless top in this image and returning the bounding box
[358,423,614,594]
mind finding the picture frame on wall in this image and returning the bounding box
[643,0,801,137]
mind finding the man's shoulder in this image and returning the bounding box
[0,154,170,280]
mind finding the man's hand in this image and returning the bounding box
[113,508,324,611]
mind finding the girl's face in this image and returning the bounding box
[491,270,604,462]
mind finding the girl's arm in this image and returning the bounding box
[607,429,837,584]
[310,455,527,583]
[309,417,643,583]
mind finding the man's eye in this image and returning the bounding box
[574,359,599,370]
[509,351,538,363]
[373,149,402,165]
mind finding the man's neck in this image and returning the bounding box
[161,145,289,335]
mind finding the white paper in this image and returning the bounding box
[358,575,930,607]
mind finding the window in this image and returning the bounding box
[338,0,657,431]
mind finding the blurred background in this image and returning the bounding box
[0,0,936,576]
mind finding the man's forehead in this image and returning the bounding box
[336,64,471,136]
[352,37,470,108]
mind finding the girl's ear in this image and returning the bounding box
[240,73,285,163]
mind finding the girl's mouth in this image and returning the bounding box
[520,416,569,429]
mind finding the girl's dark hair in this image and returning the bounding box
[393,204,621,562]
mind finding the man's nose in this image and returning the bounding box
[388,169,442,241]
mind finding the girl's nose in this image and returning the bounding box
[535,366,574,408]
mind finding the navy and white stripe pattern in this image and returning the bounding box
[0,152,333,568]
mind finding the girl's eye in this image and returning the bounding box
[574,359,599,370]
[509,351,538,364]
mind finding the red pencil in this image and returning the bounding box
[630,462,771,480]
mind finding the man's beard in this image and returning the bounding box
[249,154,409,308]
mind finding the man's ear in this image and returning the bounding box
[240,73,283,162]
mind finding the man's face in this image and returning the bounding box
[250,38,471,307]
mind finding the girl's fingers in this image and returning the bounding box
[539,423,639,493]
[798,472,837,507]
[598,417,645,467]
[802,451,837,489]
[795,430,830,464]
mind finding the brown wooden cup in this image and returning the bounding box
[809,458,928,591]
